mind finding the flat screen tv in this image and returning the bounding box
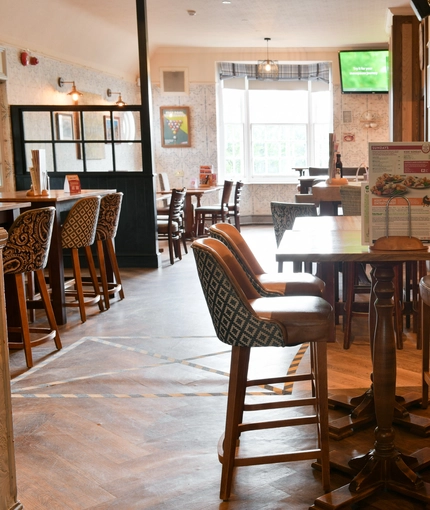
[339,50,389,94]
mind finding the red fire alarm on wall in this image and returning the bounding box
[20,51,39,66]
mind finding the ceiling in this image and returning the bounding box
[0,0,414,82]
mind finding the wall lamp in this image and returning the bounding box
[58,78,83,102]
[107,88,126,106]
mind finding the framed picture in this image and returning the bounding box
[160,106,190,148]
[56,113,74,140]
[104,115,121,142]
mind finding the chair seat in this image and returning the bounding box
[195,204,228,213]
[251,295,333,345]
[257,272,325,296]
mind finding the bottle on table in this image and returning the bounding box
[335,153,343,178]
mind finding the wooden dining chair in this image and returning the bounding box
[61,196,104,322]
[192,237,332,500]
[157,188,187,264]
[194,180,233,236]
[420,274,430,408]
[4,207,62,368]
[227,181,243,231]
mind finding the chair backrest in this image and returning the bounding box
[308,167,329,177]
[191,237,286,348]
[233,181,243,208]
[209,223,281,297]
[271,202,317,247]
[168,188,186,225]
[3,207,55,274]
[96,192,124,241]
[62,196,101,249]
[221,180,234,207]
[158,173,170,192]
[339,186,361,216]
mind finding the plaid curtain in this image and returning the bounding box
[219,62,330,83]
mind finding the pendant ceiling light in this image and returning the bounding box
[257,37,279,81]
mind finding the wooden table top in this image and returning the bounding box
[277,215,430,264]
[0,189,115,203]
[0,201,30,211]
[293,215,361,232]
[311,180,362,202]
[159,186,222,196]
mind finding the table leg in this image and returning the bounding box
[312,263,430,509]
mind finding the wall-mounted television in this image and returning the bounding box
[338,49,389,94]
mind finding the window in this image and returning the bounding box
[218,78,331,183]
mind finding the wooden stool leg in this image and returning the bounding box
[35,270,62,351]
[85,246,104,312]
[105,239,124,300]
[219,346,250,501]
[14,273,33,368]
[97,239,110,309]
[71,248,86,323]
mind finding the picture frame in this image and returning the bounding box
[104,115,121,142]
[56,113,74,140]
[160,106,191,148]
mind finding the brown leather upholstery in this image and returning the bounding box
[420,275,430,408]
[209,222,325,297]
[4,207,62,368]
[192,237,332,500]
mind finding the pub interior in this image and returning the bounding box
[1,1,430,509]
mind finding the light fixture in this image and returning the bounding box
[256,37,279,81]
[58,78,83,102]
[107,88,126,106]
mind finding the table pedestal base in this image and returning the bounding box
[311,447,430,509]
[328,388,429,439]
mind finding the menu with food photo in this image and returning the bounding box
[368,142,430,242]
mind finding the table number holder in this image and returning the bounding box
[370,195,426,251]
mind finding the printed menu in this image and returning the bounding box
[368,142,430,242]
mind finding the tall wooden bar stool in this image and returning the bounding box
[192,237,332,501]
[94,192,124,309]
[194,180,233,236]
[4,207,62,368]
[420,275,430,408]
[209,222,325,297]
[61,196,103,322]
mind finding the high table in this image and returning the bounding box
[0,189,115,325]
[276,216,430,509]
[159,186,222,238]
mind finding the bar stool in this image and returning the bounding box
[420,275,430,408]
[192,237,332,500]
[61,196,103,322]
[209,222,325,297]
[94,192,124,309]
[4,207,62,368]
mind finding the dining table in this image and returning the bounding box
[312,180,362,216]
[159,185,222,238]
[277,215,430,509]
[0,189,116,325]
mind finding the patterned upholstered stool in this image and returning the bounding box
[94,192,124,309]
[61,196,103,322]
[192,237,332,501]
[4,207,62,368]
[209,222,325,297]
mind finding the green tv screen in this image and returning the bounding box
[339,50,389,94]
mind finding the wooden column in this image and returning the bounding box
[0,227,23,510]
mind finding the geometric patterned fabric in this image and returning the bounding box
[3,207,55,275]
[96,192,123,241]
[62,196,101,249]
[270,202,317,247]
[192,246,286,348]
[209,229,281,297]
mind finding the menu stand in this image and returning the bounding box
[312,198,430,509]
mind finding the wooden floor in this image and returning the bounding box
[8,225,430,510]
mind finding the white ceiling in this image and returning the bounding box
[0,0,414,81]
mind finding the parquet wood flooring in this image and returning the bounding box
[8,225,430,509]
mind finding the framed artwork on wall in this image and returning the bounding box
[104,115,121,142]
[56,113,74,140]
[160,106,191,148]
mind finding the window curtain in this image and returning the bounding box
[219,62,330,83]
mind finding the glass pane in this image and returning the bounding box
[223,89,243,123]
[113,142,143,172]
[82,111,108,141]
[23,112,52,140]
[55,144,84,172]
[54,112,78,141]
[24,143,54,173]
[249,90,308,123]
